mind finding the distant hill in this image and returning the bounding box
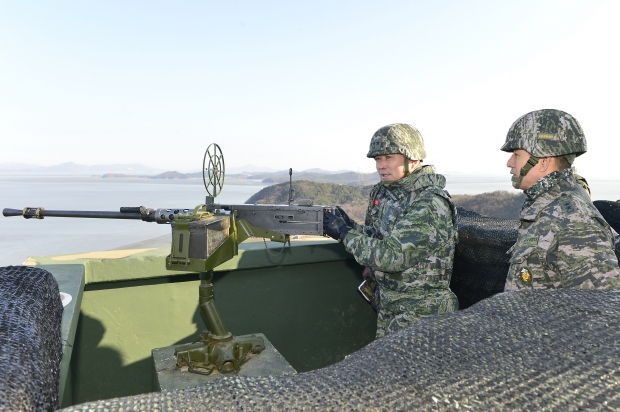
[300,168,353,175]
[246,181,524,223]
[95,168,377,184]
[246,180,373,205]
[0,162,41,170]
[226,164,280,174]
[451,191,524,220]
[101,173,151,178]
[234,170,378,186]
[149,171,202,179]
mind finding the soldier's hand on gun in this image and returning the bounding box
[335,206,356,227]
[323,212,351,241]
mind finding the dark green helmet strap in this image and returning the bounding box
[564,154,576,164]
[512,155,540,189]
[404,157,422,176]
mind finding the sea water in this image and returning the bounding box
[1,174,618,267]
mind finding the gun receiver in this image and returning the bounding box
[207,204,334,236]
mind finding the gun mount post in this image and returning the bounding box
[197,271,230,339]
[172,268,264,376]
[288,168,294,206]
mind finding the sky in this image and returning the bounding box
[1,1,619,176]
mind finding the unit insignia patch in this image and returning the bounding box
[520,268,532,284]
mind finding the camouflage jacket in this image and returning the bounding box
[343,165,457,290]
[505,168,620,291]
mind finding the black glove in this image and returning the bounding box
[335,206,355,227]
[364,226,383,239]
[323,212,351,241]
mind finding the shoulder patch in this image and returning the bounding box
[520,267,532,284]
[559,196,577,216]
[521,237,539,247]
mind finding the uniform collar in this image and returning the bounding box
[521,168,574,219]
[523,168,573,202]
[380,165,445,198]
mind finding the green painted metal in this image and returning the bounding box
[175,332,265,375]
[173,270,267,376]
[27,239,351,283]
[36,264,85,408]
[166,205,236,272]
[71,278,208,403]
[154,334,295,392]
[197,271,231,339]
[66,258,375,404]
[236,218,287,243]
[213,259,377,373]
[165,205,296,375]
[167,224,238,273]
[28,240,376,405]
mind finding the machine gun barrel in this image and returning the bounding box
[3,207,142,220]
[2,207,191,223]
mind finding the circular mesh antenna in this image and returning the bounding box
[202,144,225,198]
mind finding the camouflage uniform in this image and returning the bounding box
[505,168,620,290]
[343,124,458,338]
[501,109,620,291]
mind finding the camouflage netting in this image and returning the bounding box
[594,200,620,261]
[0,266,63,412]
[594,200,620,233]
[62,290,620,411]
[450,207,518,309]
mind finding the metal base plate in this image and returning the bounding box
[152,333,297,391]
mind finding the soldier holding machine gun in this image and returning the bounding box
[323,124,458,338]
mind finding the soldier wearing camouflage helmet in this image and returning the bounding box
[323,123,458,338]
[502,109,619,291]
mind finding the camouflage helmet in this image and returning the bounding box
[500,109,587,159]
[367,123,426,160]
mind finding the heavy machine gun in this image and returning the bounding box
[3,143,335,376]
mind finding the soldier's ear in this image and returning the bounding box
[538,157,553,172]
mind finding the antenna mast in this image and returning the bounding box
[288,168,294,206]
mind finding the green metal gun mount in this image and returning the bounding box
[3,143,335,376]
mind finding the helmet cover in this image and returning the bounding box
[501,109,587,158]
[367,123,426,160]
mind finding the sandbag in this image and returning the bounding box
[0,266,63,412]
[60,290,620,411]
